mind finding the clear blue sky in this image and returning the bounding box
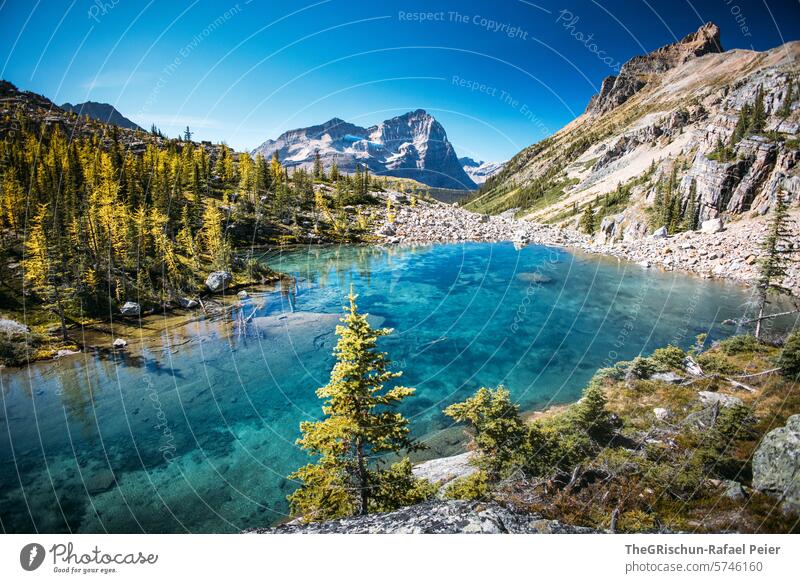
[1,0,798,161]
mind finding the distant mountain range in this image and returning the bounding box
[60,101,143,131]
[459,157,505,185]
[252,110,478,190]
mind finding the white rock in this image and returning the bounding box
[651,226,668,238]
[112,338,128,348]
[653,407,672,421]
[412,452,476,491]
[119,301,140,316]
[701,218,724,234]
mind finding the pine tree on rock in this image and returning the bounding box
[754,191,795,339]
[751,85,766,134]
[288,289,428,522]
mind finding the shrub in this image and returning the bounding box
[707,404,757,453]
[694,404,756,480]
[572,383,614,437]
[650,345,686,371]
[628,356,655,379]
[444,387,529,479]
[591,364,628,383]
[443,471,490,501]
[369,459,437,513]
[0,326,42,367]
[696,352,741,375]
[617,509,657,533]
[719,334,761,355]
[778,330,800,380]
[536,414,594,472]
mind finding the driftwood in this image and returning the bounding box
[681,372,756,392]
[566,465,583,492]
[736,308,800,326]
[731,367,782,379]
[610,508,620,533]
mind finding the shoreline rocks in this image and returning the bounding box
[374,199,800,296]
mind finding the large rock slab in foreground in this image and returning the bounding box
[412,452,476,491]
[250,501,597,534]
[752,414,800,513]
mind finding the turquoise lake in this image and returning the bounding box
[0,242,790,533]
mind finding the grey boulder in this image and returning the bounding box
[652,371,684,384]
[178,297,199,309]
[206,271,233,292]
[119,301,140,316]
[698,391,743,408]
[752,414,800,513]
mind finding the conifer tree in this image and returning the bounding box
[444,386,528,480]
[681,178,700,231]
[754,191,795,338]
[313,150,323,180]
[23,203,70,339]
[751,85,766,134]
[254,153,271,198]
[579,204,596,234]
[330,159,340,182]
[288,290,427,521]
[201,202,230,270]
[780,80,794,117]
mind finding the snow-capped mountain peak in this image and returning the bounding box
[253,110,476,190]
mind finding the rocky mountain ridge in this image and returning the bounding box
[60,100,143,131]
[252,109,477,190]
[468,23,799,248]
[585,22,723,115]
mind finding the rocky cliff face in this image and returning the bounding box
[586,22,723,116]
[468,23,799,251]
[249,500,597,534]
[252,110,477,190]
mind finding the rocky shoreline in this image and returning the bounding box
[375,199,800,297]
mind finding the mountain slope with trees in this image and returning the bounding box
[465,23,799,246]
[0,80,394,364]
